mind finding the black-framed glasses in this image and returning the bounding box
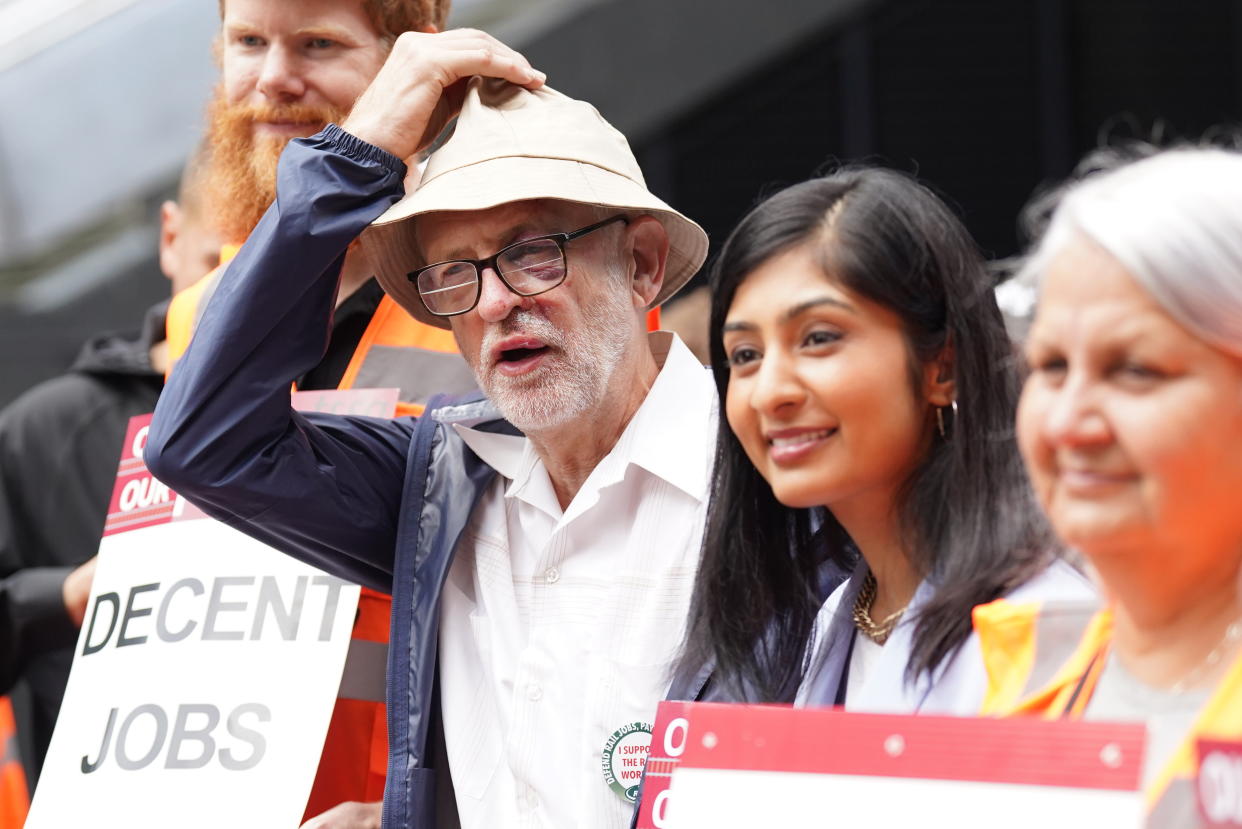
[408,214,629,317]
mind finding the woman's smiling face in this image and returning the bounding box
[722,244,949,511]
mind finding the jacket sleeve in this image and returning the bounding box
[145,125,415,593]
[0,568,76,694]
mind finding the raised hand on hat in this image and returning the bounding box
[342,29,545,163]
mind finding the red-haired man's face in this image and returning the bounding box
[221,0,386,121]
[207,0,388,242]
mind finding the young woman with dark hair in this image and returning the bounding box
[680,168,1093,710]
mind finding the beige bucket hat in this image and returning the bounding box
[359,76,709,329]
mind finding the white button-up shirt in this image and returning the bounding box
[439,332,716,829]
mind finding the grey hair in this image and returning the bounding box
[1015,148,1242,358]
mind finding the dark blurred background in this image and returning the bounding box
[2,0,1239,406]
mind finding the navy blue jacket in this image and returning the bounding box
[145,125,507,829]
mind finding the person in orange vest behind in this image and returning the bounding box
[976,146,1242,828]
[0,696,28,829]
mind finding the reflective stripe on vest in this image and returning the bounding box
[975,598,1100,716]
[0,697,29,829]
[338,638,388,703]
[976,599,1242,820]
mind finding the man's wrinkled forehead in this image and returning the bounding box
[413,199,593,263]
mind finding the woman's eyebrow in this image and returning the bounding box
[723,296,855,334]
[783,296,855,321]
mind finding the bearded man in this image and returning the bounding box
[148,31,718,829]
[166,0,473,417]
[207,0,449,246]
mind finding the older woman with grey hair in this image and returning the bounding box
[973,147,1242,828]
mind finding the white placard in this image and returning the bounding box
[667,768,1145,828]
[26,518,360,829]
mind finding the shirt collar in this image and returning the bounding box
[452,331,716,504]
[623,331,716,501]
[454,425,526,480]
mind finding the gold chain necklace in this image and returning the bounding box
[852,572,907,646]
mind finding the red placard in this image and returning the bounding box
[1199,739,1242,827]
[103,415,171,537]
[635,701,695,829]
[677,703,1143,789]
[640,702,1146,829]
[103,388,399,537]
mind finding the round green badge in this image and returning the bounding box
[601,721,653,802]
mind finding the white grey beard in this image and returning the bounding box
[477,284,635,434]
[488,358,599,433]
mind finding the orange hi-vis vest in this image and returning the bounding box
[974,599,1242,827]
[0,696,29,829]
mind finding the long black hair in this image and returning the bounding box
[682,168,1059,701]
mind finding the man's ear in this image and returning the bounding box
[158,200,182,283]
[626,216,669,310]
[923,337,957,408]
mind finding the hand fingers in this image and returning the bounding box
[443,48,545,89]
[404,29,545,90]
[344,30,545,159]
[460,29,545,87]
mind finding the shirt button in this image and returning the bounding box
[544,567,560,585]
[527,683,543,701]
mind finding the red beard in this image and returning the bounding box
[204,91,348,244]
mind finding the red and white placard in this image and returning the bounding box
[102,388,400,537]
[28,389,397,829]
[640,701,1146,828]
[635,700,694,829]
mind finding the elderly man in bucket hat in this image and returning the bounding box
[147,31,713,829]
